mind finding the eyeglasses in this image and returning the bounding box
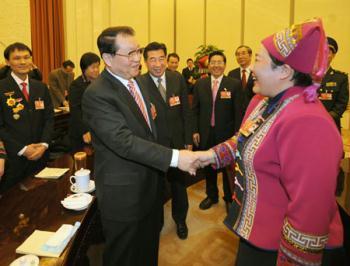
[114,48,144,60]
[209,61,225,66]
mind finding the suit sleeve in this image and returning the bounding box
[179,76,192,144]
[191,81,200,134]
[329,74,349,120]
[48,73,65,105]
[40,84,54,144]
[82,86,172,172]
[276,115,342,265]
[68,81,89,137]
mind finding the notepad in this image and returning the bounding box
[16,222,81,258]
[35,167,69,179]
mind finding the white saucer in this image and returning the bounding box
[70,180,95,193]
[61,193,93,211]
[10,254,39,266]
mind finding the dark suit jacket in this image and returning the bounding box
[68,75,90,149]
[318,67,349,130]
[0,75,54,157]
[228,67,255,110]
[139,70,192,149]
[192,75,243,149]
[48,68,74,108]
[82,69,172,222]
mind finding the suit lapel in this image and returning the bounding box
[102,71,153,136]
[8,76,31,108]
[135,77,157,139]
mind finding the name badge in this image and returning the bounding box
[319,93,332,100]
[220,89,231,99]
[169,96,180,107]
[35,99,45,110]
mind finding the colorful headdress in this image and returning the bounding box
[261,18,328,102]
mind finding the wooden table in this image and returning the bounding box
[0,148,97,265]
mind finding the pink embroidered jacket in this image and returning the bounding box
[212,87,343,265]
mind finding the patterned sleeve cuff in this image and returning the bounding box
[211,136,237,169]
[277,218,327,266]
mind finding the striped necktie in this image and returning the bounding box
[127,80,150,129]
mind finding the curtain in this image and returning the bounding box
[30,0,65,83]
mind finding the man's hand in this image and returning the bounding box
[185,144,193,151]
[27,144,47,161]
[178,150,200,176]
[0,158,5,180]
[83,132,91,144]
[193,133,200,147]
[196,150,216,168]
[23,144,38,159]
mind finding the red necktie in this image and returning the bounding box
[127,80,150,129]
[241,69,247,89]
[21,82,29,101]
[210,79,219,127]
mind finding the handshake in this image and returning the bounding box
[177,150,216,176]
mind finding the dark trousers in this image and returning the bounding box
[204,127,232,202]
[0,154,47,193]
[235,238,346,266]
[167,167,189,223]
[100,199,163,266]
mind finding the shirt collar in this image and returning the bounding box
[11,72,29,88]
[149,72,166,87]
[240,66,251,75]
[106,68,134,89]
[211,74,223,84]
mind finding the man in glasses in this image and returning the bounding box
[228,45,255,112]
[192,51,243,212]
[82,26,199,266]
[0,42,54,193]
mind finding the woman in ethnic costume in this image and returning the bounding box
[197,18,345,265]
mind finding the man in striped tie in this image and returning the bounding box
[82,26,200,266]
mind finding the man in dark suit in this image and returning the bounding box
[228,45,255,111]
[193,51,243,211]
[182,58,197,94]
[48,60,75,108]
[0,42,54,193]
[139,42,192,240]
[82,26,198,266]
[318,37,349,131]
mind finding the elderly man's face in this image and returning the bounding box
[106,34,141,80]
[145,49,167,77]
[235,47,252,68]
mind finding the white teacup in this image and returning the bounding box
[70,168,90,192]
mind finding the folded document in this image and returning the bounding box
[35,167,69,179]
[16,222,81,257]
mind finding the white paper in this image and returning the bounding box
[35,167,69,179]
